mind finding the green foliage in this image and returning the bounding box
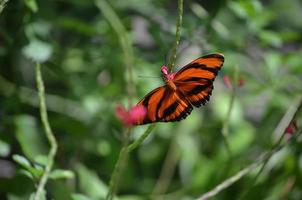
[0,0,302,199]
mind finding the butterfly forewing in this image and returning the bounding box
[174,53,224,81]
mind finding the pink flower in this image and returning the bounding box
[284,120,298,135]
[115,105,147,126]
[223,75,233,89]
[223,75,245,89]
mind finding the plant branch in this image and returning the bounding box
[239,95,302,199]
[167,0,183,72]
[197,129,302,200]
[33,63,58,200]
[106,129,131,200]
[197,95,302,200]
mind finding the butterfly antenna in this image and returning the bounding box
[138,75,161,79]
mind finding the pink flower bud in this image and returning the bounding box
[223,75,233,89]
[285,120,298,135]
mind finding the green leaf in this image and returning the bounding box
[22,39,53,63]
[24,0,38,13]
[76,164,108,199]
[228,123,255,155]
[259,30,282,47]
[212,92,243,125]
[13,154,44,180]
[229,1,248,18]
[18,169,35,180]
[49,169,75,180]
[0,139,10,156]
[34,155,48,166]
[72,194,91,200]
[12,154,32,169]
[264,52,282,76]
[14,115,47,160]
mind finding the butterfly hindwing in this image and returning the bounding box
[158,90,193,122]
[135,87,193,125]
[174,53,224,107]
[175,79,214,107]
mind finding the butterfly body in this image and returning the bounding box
[135,53,224,125]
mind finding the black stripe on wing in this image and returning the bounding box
[162,103,193,122]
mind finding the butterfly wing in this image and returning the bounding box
[174,53,224,107]
[135,86,193,125]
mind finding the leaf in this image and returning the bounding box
[13,154,32,169]
[49,169,75,180]
[229,1,248,18]
[75,164,108,199]
[24,0,38,13]
[212,92,243,125]
[14,115,47,161]
[259,30,282,47]
[13,154,44,180]
[18,169,35,180]
[0,139,10,156]
[72,194,91,200]
[22,39,53,63]
[34,155,48,166]
[228,123,254,155]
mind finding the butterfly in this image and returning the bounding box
[134,53,224,125]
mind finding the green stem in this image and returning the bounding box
[33,63,58,200]
[106,129,131,200]
[167,0,183,72]
[127,124,156,152]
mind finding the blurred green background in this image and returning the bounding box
[1,0,302,199]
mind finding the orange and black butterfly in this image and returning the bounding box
[135,53,224,125]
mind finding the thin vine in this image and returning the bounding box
[33,63,58,200]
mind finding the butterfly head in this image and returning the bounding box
[161,66,175,81]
